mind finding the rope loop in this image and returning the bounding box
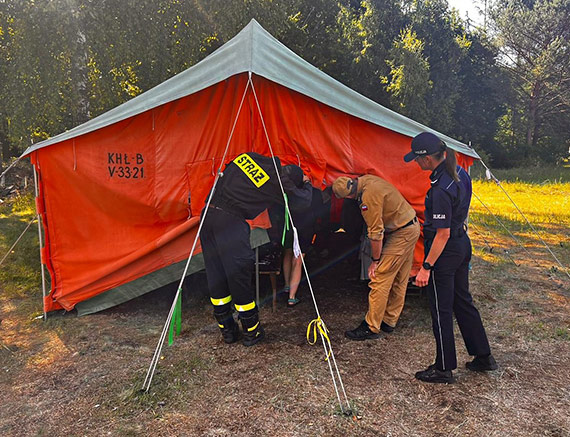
[307,317,332,361]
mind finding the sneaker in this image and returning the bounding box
[466,354,498,371]
[415,364,454,384]
[380,321,394,333]
[345,320,380,341]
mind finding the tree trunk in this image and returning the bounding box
[526,81,542,154]
[68,1,90,125]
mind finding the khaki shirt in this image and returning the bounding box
[356,175,416,241]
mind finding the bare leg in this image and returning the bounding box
[288,253,305,300]
[282,249,293,290]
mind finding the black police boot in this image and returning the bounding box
[239,312,265,347]
[345,320,380,341]
[380,321,395,333]
[466,354,498,371]
[415,364,454,384]
[214,310,239,344]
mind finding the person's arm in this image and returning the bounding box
[361,189,385,279]
[414,227,450,287]
[368,238,383,279]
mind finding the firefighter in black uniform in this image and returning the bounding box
[200,152,312,346]
[404,132,498,383]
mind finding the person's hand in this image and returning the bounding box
[414,267,430,287]
[368,261,379,279]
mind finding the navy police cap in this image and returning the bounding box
[404,132,445,162]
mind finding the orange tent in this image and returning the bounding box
[23,20,478,315]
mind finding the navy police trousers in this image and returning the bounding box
[425,233,491,371]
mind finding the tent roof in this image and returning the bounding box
[22,19,479,159]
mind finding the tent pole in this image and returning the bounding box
[33,165,48,321]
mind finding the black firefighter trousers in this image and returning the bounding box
[200,207,257,319]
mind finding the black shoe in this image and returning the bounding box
[380,321,394,333]
[466,354,498,371]
[345,320,380,341]
[415,364,454,383]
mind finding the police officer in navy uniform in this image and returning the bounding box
[404,132,497,383]
[200,152,312,346]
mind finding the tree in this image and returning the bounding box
[491,0,570,161]
[382,26,432,123]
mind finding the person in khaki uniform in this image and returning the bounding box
[333,175,420,340]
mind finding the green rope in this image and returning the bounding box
[281,193,290,246]
[168,290,182,346]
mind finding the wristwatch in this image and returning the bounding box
[422,261,434,270]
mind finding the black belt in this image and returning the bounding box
[386,217,418,234]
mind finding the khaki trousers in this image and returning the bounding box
[365,221,420,333]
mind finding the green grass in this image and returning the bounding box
[470,161,570,183]
[468,168,570,287]
[0,192,42,299]
[471,179,570,254]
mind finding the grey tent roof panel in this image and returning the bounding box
[23,19,479,159]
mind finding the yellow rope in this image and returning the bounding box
[306,317,332,361]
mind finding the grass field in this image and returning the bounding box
[0,168,568,436]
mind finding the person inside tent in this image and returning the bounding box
[405,132,498,383]
[200,152,312,346]
[332,174,420,340]
[281,165,316,307]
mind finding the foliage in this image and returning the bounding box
[0,0,568,168]
[491,0,570,163]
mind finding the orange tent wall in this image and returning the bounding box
[32,73,473,312]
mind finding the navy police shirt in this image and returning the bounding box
[423,161,471,233]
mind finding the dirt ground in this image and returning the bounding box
[1,238,569,436]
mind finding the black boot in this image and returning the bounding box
[214,310,239,344]
[239,312,265,347]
